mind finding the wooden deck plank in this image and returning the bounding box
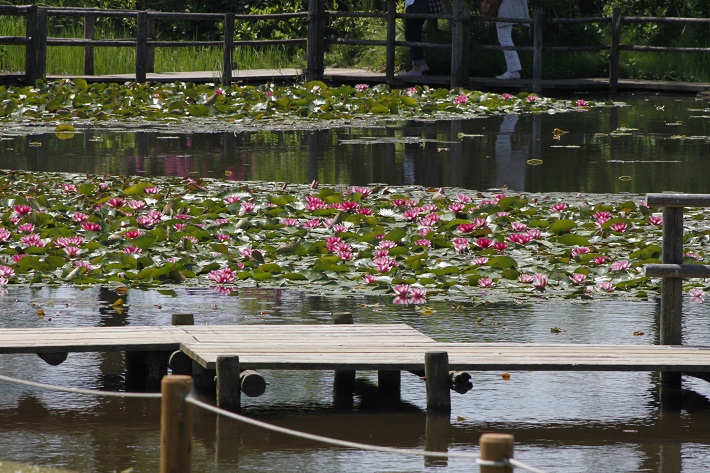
[3,324,710,374]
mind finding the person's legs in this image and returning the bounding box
[496,22,521,78]
[402,0,430,76]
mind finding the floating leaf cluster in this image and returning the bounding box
[0,170,708,303]
[0,79,604,125]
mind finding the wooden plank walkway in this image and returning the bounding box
[35,68,710,93]
[3,323,710,373]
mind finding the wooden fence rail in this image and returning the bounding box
[0,3,708,89]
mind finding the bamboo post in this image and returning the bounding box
[532,7,543,94]
[306,0,325,81]
[424,351,450,412]
[660,203,683,388]
[136,11,148,83]
[450,0,470,88]
[479,433,513,473]
[83,14,95,75]
[385,0,396,81]
[222,13,234,86]
[216,355,241,412]
[609,8,621,93]
[160,375,193,473]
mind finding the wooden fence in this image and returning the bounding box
[644,194,710,389]
[0,2,708,90]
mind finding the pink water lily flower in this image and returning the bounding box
[597,281,614,293]
[689,288,705,303]
[208,268,235,284]
[570,273,587,285]
[452,238,470,253]
[610,222,627,233]
[21,234,44,247]
[649,216,663,226]
[355,83,369,92]
[0,228,11,242]
[610,260,631,271]
[13,205,32,216]
[550,203,567,212]
[471,257,489,265]
[454,94,468,104]
[474,237,493,249]
[576,99,589,107]
[449,203,465,213]
[511,221,527,232]
[124,230,143,240]
[478,277,494,288]
[63,246,81,257]
[362,274,377,284]
[123,246,142,255]
[0,265,15,277]
[571,247,590,258]
[17,223,35,233]
[518,274,534,283]
[493,241,509,253]
[392,284,411,297]
[533,274,548,289]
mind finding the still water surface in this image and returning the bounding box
[0,94,709,472]
[1,94,708,194]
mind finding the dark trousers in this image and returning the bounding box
[405,0,429,63]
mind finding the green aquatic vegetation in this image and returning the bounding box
[0,80,609,125]
[0,171,707,303]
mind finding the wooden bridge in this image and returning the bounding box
[0,3,708,93]
[2,322,710,412]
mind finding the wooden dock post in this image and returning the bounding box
[83,13,95,76]
[222,13,234,86]
[332,312,356,407]
[450,0,470,88]
[136,11,148,83]
[479,433,513,473]
[424,351,450,412]
[160,375,193,473]
[216,355,241,412]
[170,313,194,375]
[660,202,684,389]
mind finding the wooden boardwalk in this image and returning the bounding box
[34,68,710,94]
[2,323,710,372]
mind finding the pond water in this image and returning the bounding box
[0,93,708,194]
[0,93,710,473]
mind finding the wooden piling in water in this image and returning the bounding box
[160,375,193,473]
[479,433,513,473]
[424,351,450,412]
[217,355,241,412]
[332,312,356,407]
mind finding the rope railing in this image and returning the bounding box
[0,372,548,472]
[0,373,161,399]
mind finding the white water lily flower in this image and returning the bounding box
[378,209,396,218]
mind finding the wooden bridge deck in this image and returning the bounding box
[2,323,710,373]
[8,67,703,93]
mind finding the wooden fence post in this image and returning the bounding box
[450,0,470,88]
[25,6,47,85]
[424,351,450,412]
[385,0,396,81]
[306,0,325,81]
[660,204,683,388]
[479,433,513,473]
[160,375,193,473]
[136,11,148,83]
[609,7,621,93]
[83,14,95,76]
[532,7,543,94]
[146,15,155,73]
[222,13,234,86]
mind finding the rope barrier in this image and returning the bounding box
[0,372,548,472]
[0,373,162,399]
[187,395,475,459]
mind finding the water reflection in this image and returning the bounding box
[1,95,708,193]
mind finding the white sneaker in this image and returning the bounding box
[495,71,521,80]
[399,65,430,77]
